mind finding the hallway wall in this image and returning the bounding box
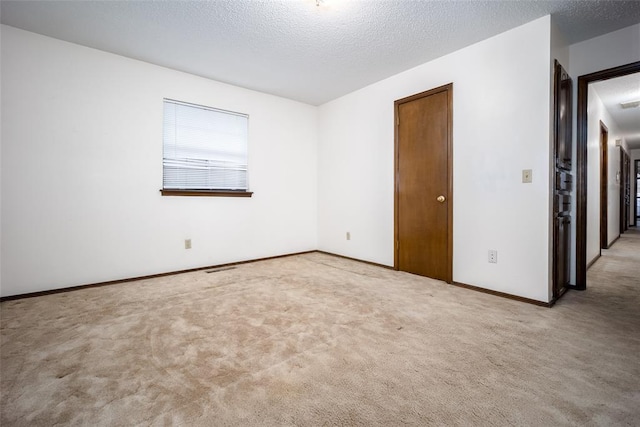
[586,86,625,263]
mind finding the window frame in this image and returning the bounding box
[160,189,253,197]
[160,98,252,198]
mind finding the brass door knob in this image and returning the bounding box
[437,195,446,203]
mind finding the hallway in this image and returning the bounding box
[584,227,640,308]
[560,227,639,319]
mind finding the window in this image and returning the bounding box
[161,99,251,197]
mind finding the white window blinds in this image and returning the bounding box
[163,99,249,191]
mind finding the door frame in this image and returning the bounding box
[619,147,624,234]
[599,121,608,251]
[393,83,453,283]
[575,61,640,290]
[635,159,640,226]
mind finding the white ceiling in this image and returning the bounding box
[1,0,640,106]
[592,73,640,149]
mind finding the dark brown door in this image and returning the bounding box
[620,149,630,233]
[600,121,608,250]
[624,152,630,230]
[552,60,572,299]
[395,84,452,283]
[634,159,640,226]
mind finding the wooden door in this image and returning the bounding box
[395,84,452,283]
[625,153,630,230]
[600,121,608,250]
[552,61,572,299]
[620,150,630,233]
[635,160,640,226]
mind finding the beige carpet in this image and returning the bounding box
[1,231,639,426]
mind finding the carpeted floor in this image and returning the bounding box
[1,230,639,426]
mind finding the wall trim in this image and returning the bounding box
[0,250,316,302]
[586,253,601,270]
[452,281,553,307]
[315,251,394,270]
[607,234,621,249]
[2,251,558,308]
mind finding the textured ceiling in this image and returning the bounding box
[592,73,640,149]
[1,0,640,106]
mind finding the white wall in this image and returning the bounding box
[569,24,640,79]
[0,25,318,297]
[567,23,640,281]
[3,19,635,301]
[586,86,625,263]
[318,17,552,302]
[551,17,570,72]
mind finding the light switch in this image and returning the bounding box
[522,169,532,183]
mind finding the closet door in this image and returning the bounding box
[553,60,573,299]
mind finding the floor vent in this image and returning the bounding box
[205,267,236,274]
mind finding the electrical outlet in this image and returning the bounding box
[488,249,497,263]
[522,169,532,183]
[346,232,351,241]
[185,239,192,249]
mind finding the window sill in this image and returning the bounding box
[160,189,253,197]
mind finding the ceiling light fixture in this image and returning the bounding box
[620,99,640,109]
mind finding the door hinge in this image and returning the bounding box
[396,240,399,250]
[396,117,400,125]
